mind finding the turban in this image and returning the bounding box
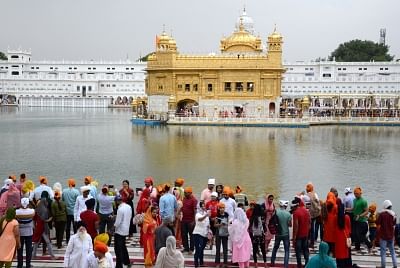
[175,178,185,187]
[21,197,30,208]
[68,178,76,187]
[144,176,154,185]
[218,202,225,208]
[344,187,352,194]
[94,241,108,254]
[84,176,93,183]
[80,185,91,193]
[39,176,48,184]
[354,187,362,195]
[211,192,218,197]
[208,178,215,185]
[222,186,230,195]
[9,175,17,182]
[368,203,377,213]
[157,184,164,193]
[22,180,35,194]
[94,233,110,245]
[279,200,289,207]
[306,183,314,193]
[184,187,193,193]
[383,200,392,209]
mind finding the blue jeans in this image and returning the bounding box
[193,234,207,267]
[271,235,290,268]
[379,239,398,268]
[295,237,309,268]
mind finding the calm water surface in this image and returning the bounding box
[1,107,399,206]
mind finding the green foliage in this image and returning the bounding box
[0,51,7,60]
[329,39,394,62]
[137,52,154,62]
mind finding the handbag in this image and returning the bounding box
[132,213,144,225]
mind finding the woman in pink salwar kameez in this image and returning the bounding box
[229,208,252,268]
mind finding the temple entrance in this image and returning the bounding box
[176,99,199,116]
[269,102,275,117]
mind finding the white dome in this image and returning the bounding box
[235,8,255,34]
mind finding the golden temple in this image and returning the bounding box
[145,10,284,118]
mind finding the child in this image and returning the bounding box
[368,203,377,248]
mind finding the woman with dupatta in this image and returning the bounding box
[263,194,275,252]
[0,208,20,268]
[323,191,338,256]
[154,236,184,268]
[137,188,151,247]
[143,206,159,267]
[229,208,252,268]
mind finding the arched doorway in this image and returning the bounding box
[269,102,276,117]
[176,99,199,116]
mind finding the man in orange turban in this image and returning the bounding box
[352,186,372,251]
[63,178,79,243]
[32,176,54,201]
[220,186,236,220]
[181,186,197,253]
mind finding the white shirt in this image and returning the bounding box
[220,197,237,220]
[30,184,54,201]
[74,194,93,222]
[64,232,93,268]
[193,211,210,237]
[114,202,132,236]
[87,251,115,268]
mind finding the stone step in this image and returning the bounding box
[12,235,397,268]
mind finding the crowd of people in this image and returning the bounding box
[0,174,399,268]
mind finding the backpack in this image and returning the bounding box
[308,192,321,219]
[268,212,279,235]
[251,217,264,236]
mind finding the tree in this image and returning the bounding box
[329,39,394,62]
[137,52,154,62]
[0,51,7,60]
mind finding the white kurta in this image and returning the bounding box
[64,233,93,268]
[87,252,115,268]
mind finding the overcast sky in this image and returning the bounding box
[1,0,399,62]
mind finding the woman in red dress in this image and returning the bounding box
[142,206,158,267]
[137,188,151,247]
[335,201,352,267]
[323,191,338,256]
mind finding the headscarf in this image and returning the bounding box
[36,195,49,221]
[229,208,249,248]
[154,236,184,268]
[1,179,12,190]
[306,241,336,268]
[144,176,154,185]
[53,182,62,194]
[136,188,150,214]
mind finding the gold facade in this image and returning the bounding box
[146,19,285,116]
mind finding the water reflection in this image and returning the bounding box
[1,107,400,206]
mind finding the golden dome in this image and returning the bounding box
[269,25,282,39]
[220,20,262,53]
